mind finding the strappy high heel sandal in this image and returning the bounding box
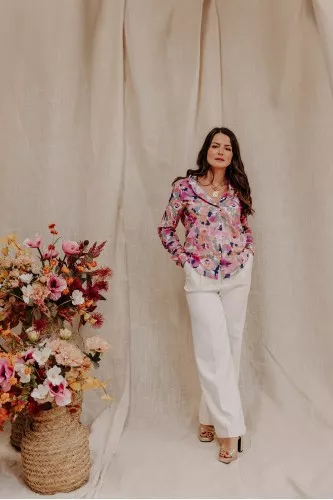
[218,436,243,464]
[198,424,215,442]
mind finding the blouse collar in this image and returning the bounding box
[188,175,234,206]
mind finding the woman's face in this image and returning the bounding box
[207,133,233,169]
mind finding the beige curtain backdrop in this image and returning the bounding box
[0,0,333,497]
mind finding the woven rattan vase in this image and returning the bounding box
[10,410,31,450]
[21,406,90,495]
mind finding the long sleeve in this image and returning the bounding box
[240,214,255,255]
[157,183,188,267]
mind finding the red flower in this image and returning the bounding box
[91,312,104,328]
[68,278,84,293]
[92,267,113,279]
[26,399,39,414]
[88,241,107,258]
[93,280,109,292]
[33,319,47,332]
[48,224,58,235]
[84,286,101,302]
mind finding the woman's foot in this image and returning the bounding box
[218,436,242,464]
[198,424,215,442]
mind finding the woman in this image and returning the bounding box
[157,127,255,464]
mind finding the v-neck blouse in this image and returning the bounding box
[157,175,255,280]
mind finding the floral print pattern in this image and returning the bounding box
[158,176,255,280]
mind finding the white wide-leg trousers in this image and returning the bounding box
[184,254,253,438]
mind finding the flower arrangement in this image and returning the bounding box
[0,225,113,430]
[0,335,111,430]
[0,225,112,346]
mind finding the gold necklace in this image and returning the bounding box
[199,178,228,198]
[211,182,228,198]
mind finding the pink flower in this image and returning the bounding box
[44,245,59,260]
[23,234,42,249]
[62,241,80,255]
[20,348,35,364]
[49,339,85,367]
[0,358,14,392]
[45,379,72,406]
[47,273,67,301]
[85,335,110,353]
[32,283,50,304]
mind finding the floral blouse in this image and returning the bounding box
[157,175,255,280]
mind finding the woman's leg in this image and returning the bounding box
[217,256,253,459]
[185,288,246,438]
[219,254,253,380]
[199,393,212,426]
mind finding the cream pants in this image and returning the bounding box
[184,254,253,438]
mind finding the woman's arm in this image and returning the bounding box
[157,182,188,267]
[240,214,255,255]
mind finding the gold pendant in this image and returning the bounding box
[212,191,219,198]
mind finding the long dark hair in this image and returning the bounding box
[173,127,254,217]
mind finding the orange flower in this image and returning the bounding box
[8,376,17,385]
[61,265,70,274]
[1,327,11,338]
[43,267,50,275]
[0,352,15,364]
[0,393,10,404]
[14,403,25,413]
[66,277,74,285]
[0,407,9,424]
[50,259,57,267]
[86,261,97,270]
[76,266,85,273]
[62,288,70,296]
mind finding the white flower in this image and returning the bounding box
[31,384,49,401]
[32,346,51,366]
[59,328,72,340]
[20,273,33,284]
[22,284,34,304]
[46,365,64,386]
[71,290,84,306]
[26,327,40,342]
[14,363,31,383]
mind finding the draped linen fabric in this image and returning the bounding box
[1,0,333,497]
